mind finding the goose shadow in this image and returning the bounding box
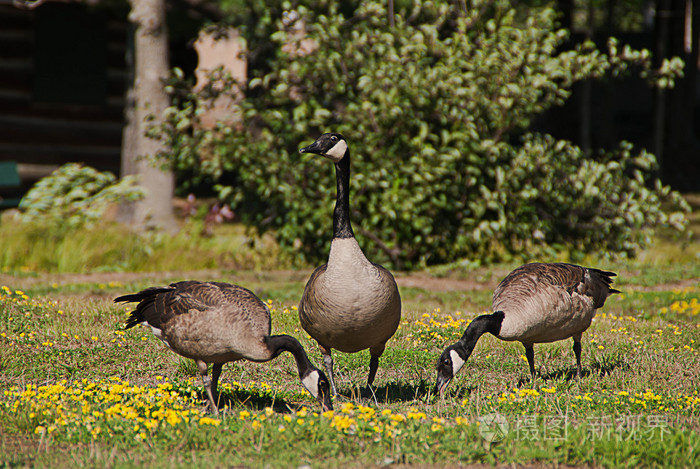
[338,379,434,404]
[181,387,302,415]
[515,355,630,386]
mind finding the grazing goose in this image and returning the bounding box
[115,281,333,414]
[298,133,402,396]
[435,262,620,395]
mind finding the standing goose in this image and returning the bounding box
[435,262,620,395]
[115,281,333,414]
[298,132,402,396]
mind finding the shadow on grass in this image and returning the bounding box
[337,379,433,404]
[514,354,630,386]
[175,386,305,415]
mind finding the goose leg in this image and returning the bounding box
[196,359,218,415]
[362,345,385,401]
[367,343,385,388]
[367,356,379,387]
[572,334,582,379]
[319,344,338,396]
[211,363,223,409]
[360,355,380,401]
[523,343,535,382]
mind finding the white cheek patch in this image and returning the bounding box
[450,349,465,376]
[302,370,320,398]
[324,139,347,162]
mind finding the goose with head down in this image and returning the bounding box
[115,280,333,414]
[435,262,620,396]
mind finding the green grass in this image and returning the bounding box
[0,257,698,468]
[0,220,294,274]
[1,194,698,466]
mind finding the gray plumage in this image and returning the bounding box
[435,263,619,395]
[116,281,333,414]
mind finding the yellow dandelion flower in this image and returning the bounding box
[198,417,221,427]
[407,409,426,420]
[165,410,182,426]
[341,402,355,414]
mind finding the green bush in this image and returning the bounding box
[17,163,143,230]
[157,0,688,269]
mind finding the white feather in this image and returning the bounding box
[450,349,465,376]
[301,370,320,398]
[144,321,172,349]
[324,139,347,162]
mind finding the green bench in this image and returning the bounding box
[0,161,21,209]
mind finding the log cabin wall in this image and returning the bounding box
[0,2,128,200]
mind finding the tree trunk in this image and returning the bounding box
[120,0,176,230]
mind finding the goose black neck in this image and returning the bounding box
[266,335,314,378]
[457,311,504,356]
[333,152,354,239]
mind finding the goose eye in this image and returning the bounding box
[443,358,450,367]
[330,135,338,141]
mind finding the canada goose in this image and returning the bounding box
[115,281,333,414]
[435,262,620,395]
[298,133,402,396]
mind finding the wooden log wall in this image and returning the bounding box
[0,2,128,194]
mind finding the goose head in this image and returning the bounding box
[434,344,468,397]
[301,368,334,411]
[299,133,348,163]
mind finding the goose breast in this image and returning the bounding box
[299,240,401,353]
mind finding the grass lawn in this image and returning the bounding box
[0,255,698,467]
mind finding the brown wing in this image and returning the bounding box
[117,281,271,334]
[493,262,617,311]
[493,263,582,302]
[298,263,328,330]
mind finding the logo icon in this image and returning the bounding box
[477,412,509,442]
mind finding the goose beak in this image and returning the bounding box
[299,141,322,155]
[321,394,333,412]
[434,375,451,399]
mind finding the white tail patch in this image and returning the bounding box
[145,322,172,349]
[324,139,347,162]
[301,370,320,398]
[450,349,465,376]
